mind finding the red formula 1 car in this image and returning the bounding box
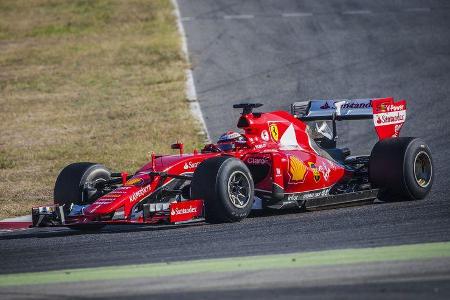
[32,98,433,229]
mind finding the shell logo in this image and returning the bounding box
[269,124,279,142]
[288,156,307,183]
[377,102,387,113]
[125,177,144,186]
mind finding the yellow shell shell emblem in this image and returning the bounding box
[308,162,321,182]
[269,124,279,142]
[289,156,307,182]
[125,178,143,186]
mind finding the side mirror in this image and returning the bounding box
[171,141,184,155]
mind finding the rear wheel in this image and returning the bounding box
[369,137,433,201]
[191,156,254,223]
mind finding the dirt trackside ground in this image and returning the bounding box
[0,0,203,219]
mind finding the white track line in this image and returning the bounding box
[181,17,195,22]
[0,228,29,233]
[0,214,32,222]
[405,8,431,12]
[282,12,313,18]
[171,0,211,142]
[342,10,372,15]
[223,14,254,20]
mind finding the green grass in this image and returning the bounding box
[0,0,204,218]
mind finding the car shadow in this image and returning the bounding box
[0,199,382,241]
[0,222,204,241]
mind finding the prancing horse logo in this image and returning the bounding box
[269,124,279,142]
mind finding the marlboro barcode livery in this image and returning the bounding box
[32,100,433,230]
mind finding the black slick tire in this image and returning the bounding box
[191,156,254,223]
[54,162,111,210]
[369,137,433,201]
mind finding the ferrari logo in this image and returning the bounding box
[269,124,279,142]
[308,162,321,182]
[289,156,307,183]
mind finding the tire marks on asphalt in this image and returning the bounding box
[180,8,434,22]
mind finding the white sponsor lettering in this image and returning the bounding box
[247,157,268,165]
[327,160,337,171]
[183,161,201,170]
[129,185,151,202]
[89,205,101,213]
[374,111,406,126]
[287,194,300,201]
[385,104,405,112]
[318,163,331,181]
[394,124,403,136]
[95,200,115,204]
[261,130,269,141]
[301,189,329,200]
[110,190,127,194]
[255,144,266,149]
[286,189,330,201]
[171,206,197,216]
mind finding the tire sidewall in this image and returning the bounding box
[403,139,433,200]
[191,156,255,223]
[54,162,111,208]
[215,158,254,221]
[370,137,433,201]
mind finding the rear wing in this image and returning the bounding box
[291,97,407,139]
[291,99,373,121]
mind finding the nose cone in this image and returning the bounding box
[83,186,134,216]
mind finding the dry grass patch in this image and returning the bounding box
[0,0,204,218]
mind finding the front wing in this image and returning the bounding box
[32,199,205,227]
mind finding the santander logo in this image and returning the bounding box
[376,113,405,125]
[183,161,200,170]
[171,206,197,216]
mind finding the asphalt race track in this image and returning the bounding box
[1,0,450,299]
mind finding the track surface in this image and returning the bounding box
[1,0,450,298]
[2,259,450,299]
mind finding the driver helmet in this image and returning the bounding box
[217,131,246,151]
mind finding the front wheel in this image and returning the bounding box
[191,156,254,223]
[54,162,111,212]
[369,137,433,201]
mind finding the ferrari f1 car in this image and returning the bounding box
[32,97,433,229]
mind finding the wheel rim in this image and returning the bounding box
[227,171,251,208]
[413,151,432,188]
[83,177,107,202]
